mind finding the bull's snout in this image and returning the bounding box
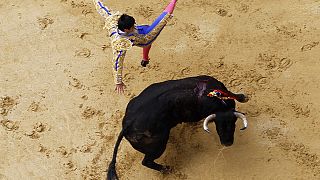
[220,138,234,146]
[222,142,233,147]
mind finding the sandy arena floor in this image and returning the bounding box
[1,0,320,179]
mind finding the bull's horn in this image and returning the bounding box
[234,112,248,130]
[203,114,216,133]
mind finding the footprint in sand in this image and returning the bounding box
[75,48,91,58]
[82,107,97,119]
[63,160,77,172]
[34,122,46,133]
[278,58,293,71]
[257,53,277,70]
[180,67,191,76]
[56,146,69,157]
[180,23,201,41]
[79,145,92,153]
[82,106,104,119]
[258,53,273,62]
[266,60,277,70]
[0,108,6,116]
[69,77,83,89]
[216,8,228,16]
[62,0,93,16]
[166,71,178,80]
[246,108,261,117]
[79,141,96,153]
[101,43,111,51]
[25,122,47,139]
[0,96,18,116]
[290,103,311,118]
[275,25,297,38]
[79,32,89,39]
[0,120,19,131]
[56,146,77,158]
[262,127,283,140]
[38,144,51,157]
[70,1,87,8]
[301,42,319,52]
[257,60,276,71]
[28,101,46,112]
[110,110,124,121]
[229,78,242,87]
[81,95,88,100]
[108,110,125,125]
[256,76,268,85]
[257,53,293,72]
[37,16,54,30]
[81,8,93,16]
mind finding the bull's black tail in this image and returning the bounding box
[107,130,124,180]
[225,91,249,103]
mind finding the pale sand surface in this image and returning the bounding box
[1,0,320,179]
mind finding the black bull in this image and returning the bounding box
[107,75,249,180]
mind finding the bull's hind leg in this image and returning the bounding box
[127,129,171,172]
[140,131,170,172]
[142,155,169,172]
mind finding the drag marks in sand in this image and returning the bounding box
[262,125,320,176]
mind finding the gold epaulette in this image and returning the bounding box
[111,37,133,51]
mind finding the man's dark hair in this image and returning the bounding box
[118,14,135,31]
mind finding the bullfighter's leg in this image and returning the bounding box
[137,0,177,66]
[92,0,112,19]
[140,45,151,67]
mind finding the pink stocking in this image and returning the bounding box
[164,0,177,14]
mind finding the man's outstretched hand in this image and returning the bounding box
[115,82,126,94]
